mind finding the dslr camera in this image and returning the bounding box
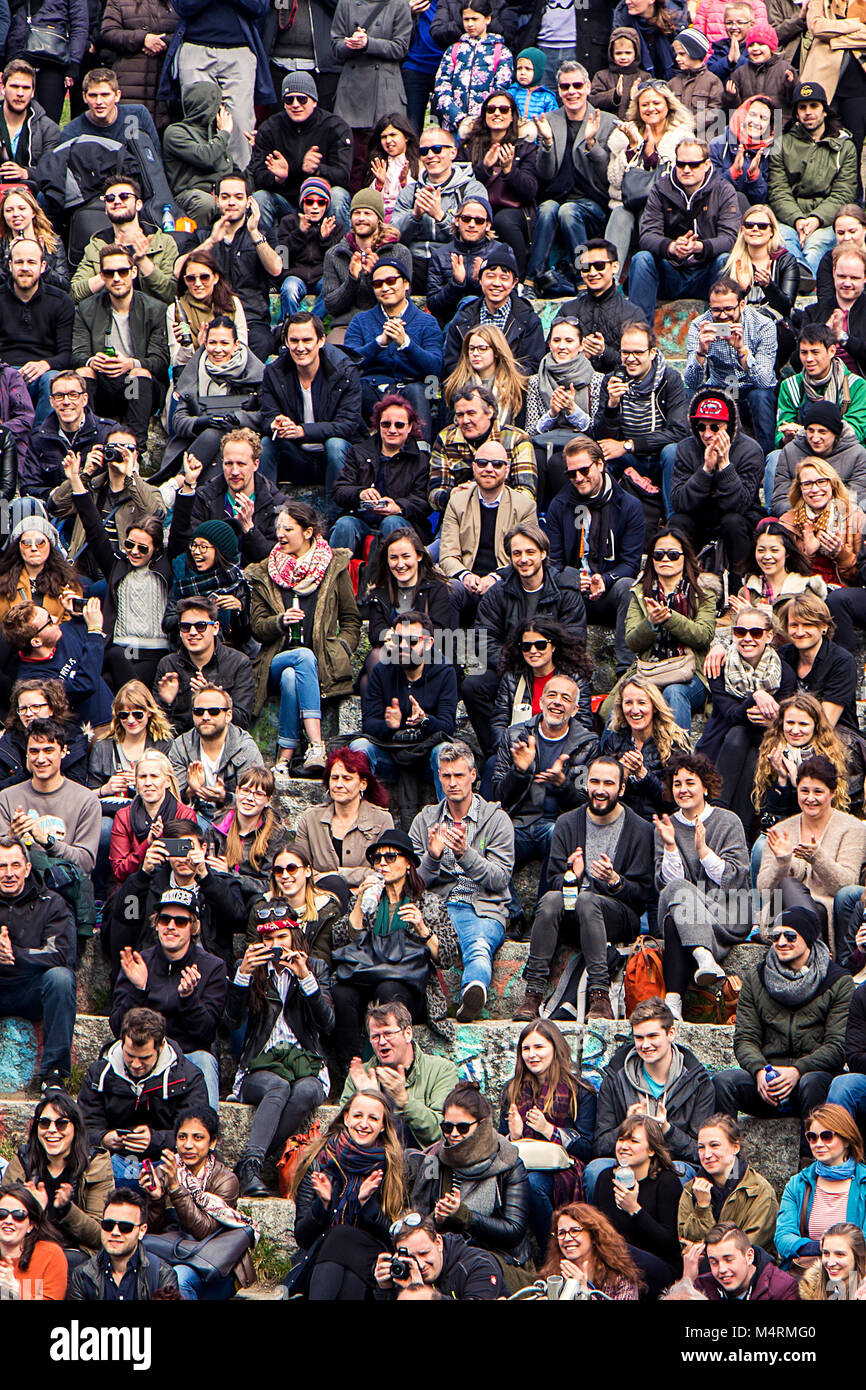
[390,1247,416,1281]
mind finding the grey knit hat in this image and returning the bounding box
[281,71,318,101]
[9,513,61,550]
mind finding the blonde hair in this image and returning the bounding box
[789,456,851,512]
[103,679,174,745]
[723,203,784,290]
[135,750,182,801]
[607,676,691,764]
[0,185,59,253]
[443,323,527,421]
[752,694,849,810]
[624,81,693,134]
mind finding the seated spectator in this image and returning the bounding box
[250,71,352,236]
[0,1181,68,1300]
[208,766,285,902]
[0,186,69,294]
[162,321,264,483]
[589,29,651,121]
[692,1220,798,1299]
[0,679,88,791]
[245,846,341,967]
[714,910,854,1128]
[109,887,226,1108]
[491,619,594,756]
[751,695,851,868]
[167,681,263,820]
[517,756,654,1023]
[525,320,601,485]
[374,1212,508,1299]
[732,519,827,615]
[71,176,178,307]
[0,833,76,1091]
[776,325,866,452]
[330,393,431,553]
[605,81,693,273]
[246,501,360,773]
[554,240,642,374]
[600,676,689,822]
[801,245,866,379]
[0,237,73,428]
[778,457,866,592]
[777,593,859,733]
[0,718,102,881]
[359,527,456,690]
[108,752,197,886]
[444,324,528,430]
[340,999,459,1147]
[0,59,61,192]
[162,82,236,226]
[68,1186,178,1299]
[668,28,724,126]
[654,752,751,1017]
[259,312,362,491]
[828,978,866,1125]
[276,176,342,318]
[798,1222,866,1301]
[444,246,544,382]
[683,277,777,456]
[455,93,537,277]
[294,747,394,911]
[767,81,858,274]
[0,351,33,489]
[439,441,538,620]
[815,203,866,302]
[678,1114,779,1252]
[365,114,421,221]
[705,0,757,80]
[725,21,793,110]
[772,402,866,524]
[156,592,256,738]
[425,194,495,327]
[592,1116,684,1299]
[25,369,115,501]
[166,252,249,378]
[711,99,776,212]
[163,489,252,652]
[428,384,537,516]
[775,1105,866,1267]
[322,189,411,342]
[389,126,488,293]
[432,0,512,136]
[2,597,113,731]
[538,1202,642,1300]
[0,515,82,626]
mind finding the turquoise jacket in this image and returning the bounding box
[775,1161,866,1262]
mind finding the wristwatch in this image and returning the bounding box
[44,833,57,853]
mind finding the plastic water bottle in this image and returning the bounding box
[361,874,384,915]
[23,808,39,848]
[161,204,175,232]
[614,1165,636,1189]
[764,1063,791,1114]
[562,870,578,913]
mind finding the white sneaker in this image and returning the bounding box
[665,992,683,1020]
[300,743,327,774]
[693,946,726,987]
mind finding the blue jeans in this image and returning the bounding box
[510,818,555,917]
[95,814,114,901]
[751,833,766,888]
[628,251,730,330]
[660,441,678,518]
[827,1073,866,1130]
[27,369,59,427]
[187,1048,220,1109]
[349,737,444,799]
[778,222,837,275]
[174,1265,236,1301]
[447,901,505,993]
[253,185,351,235]
[328,511,407,553]
[662,673,707,732]
[280,275,325,320]
[259,436,350,500]
[583,1156,696,1202]
[738,384,778,458]
[526,1168,556,1253]
[764,449,781,512]
[0,966,76,1077]
[834,884,862,943]
[526,197,606,280]
[269,646,322,750]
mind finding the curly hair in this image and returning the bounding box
[752,695,848,812]
[539,1202,644,1291]
[497,615,592,680]
[664,751,723,802]
[606,676,690,765]
[291,1089,406,1222]
[6,677,71,732]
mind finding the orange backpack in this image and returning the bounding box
[623,936,666,1016]
[276,1121,322,1198]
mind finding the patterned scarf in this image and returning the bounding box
[792,497,845,543]
[573,471,613,573]
[651,577,690,659]
[174,1153,259,1239]
[321,1130,388,1225]
[724,642,783,698]
[513,1078,576,1133]
[803,355,850,407]
[172,552,247,604]
[267,536,333,595]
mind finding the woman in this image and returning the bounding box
[405,1080,532,1282]
[757,753,866,950]
[4,1092,113,1267]
[366,113,421,219]
[799,0,866,155]
[0,514,81,623]
[492,618,593,745]
[723,198,800,366]
[0,185,70,291]
[816,202,866,299]
[321,187,408,340]
[525,317,601,449]
[360,526,456,686]
[654,753,751,1019]
[98,0,179,121]
[539,1202,642,1299]
[164,491,252,650]
[209,766,286,900]
[616,526,716,732]
[247,501,361,771]
[606,79,693,268]
[601,676,688,822]
[499,1019,596,1250]
[443,324,527,428]
[167,250,248,372]
[799,1222,866,1299]
[0,678,88,789]
[227,914,334,1200]
[140,1105,255,1299]
[163,316,264,478]
[331,0,411,190]
[294,746,394,912]
[6,0,89,122]
[330,393,432,553]
[775,1104,866,1268]
[330,828,459,1073]
[426,194,497,326]
[678,1114,779,1253]
[736,518,827,609]
[245,843,343,965]
[592,1115,683,1299]
[457,91,537,275]
[779,456,866,588]
[696,604,797,827]
[0,1181,67,1299]
[711,99,776,208]
[108,750,196,884]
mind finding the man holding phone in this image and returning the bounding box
[683,277,778,456]
[1,590,114,731]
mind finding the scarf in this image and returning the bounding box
[172,551,247,607]
[321,1130,388,1226]
[651,576,690,659]
[437,1117,505,1216]
[781,740,814,769]
[792,496,845,543]
[724,642,783,698]
[174,1153,259,1238]
[803,355,850,406]
[709,1154,747,1222]
[815,1159,858,1181]
[267,535,333,594]
[177,292,231,340]
[573,471,613,573]
[535,349,596,415]
[729,99,776,154]
[196,343,250,397]
[345,223,400,255]
[618,350,668,439]
[372,891,411,937]
[514,1079,576,1133]
[763,939,831,1007]
[129,789,180,842]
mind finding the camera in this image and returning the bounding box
[103,444,127,464]
[711,322,733,338]
[390,1247,414,1281]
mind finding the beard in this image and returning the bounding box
[108,207,136,225]
[588,791,617,815]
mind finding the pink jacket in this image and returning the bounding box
[695,0,769,43]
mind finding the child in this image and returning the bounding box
[276,177,342,318]
[668,28,725,133]
[507,47,558,129]
[723,21,795,113]
[433,0,513,136]
[695,0,768,44]
[706,1,756,79]
[590,27,653,119]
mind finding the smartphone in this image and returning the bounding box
[70,595,86,615]
[115,1127,133,1138]
[141,1158,157,1184]
[268,946,285,963]
[711,322,733,338]
[162,838,193,857]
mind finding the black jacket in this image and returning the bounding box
[154,640,256,732]
[189,471,288,565]
[105,860,245,975]
[294,1158,390,1252]
[547,803,654,917]
[543,473,645,578]
[70,488,173,646]
[109,940,228,1054]
[361,575,457,647]
[476,562,587,675]
[426,234,496,323]
[492,712,597,820]
[430,0,519,45]
[696,661,798,763]
[225,956,334,1065]
[777,635,859,736]
[443,291,546,377]
[260,343,364,446]
[0,878,75,976]
[598,726,674,822]
[0,723,88,790]
[76,1037,210,1157]
[492,667,593,740]
[0,422,17,500]
[669,386,764,524]
[591,360,690,457]
[593,1040,717,1162]
[361,659,458,748]
[845,980,866,1073]
[594,1164,683,1270]
[24,405,115,497]
[639,167,742,267]
[0,281,74,372]
[374,1231,507,1299]
[332,436,431,537]
[250,106,353,204]
[190,223,284,329]
[556,284,645,374]
[405,1138,531,1266]
[69,1245,178,1299]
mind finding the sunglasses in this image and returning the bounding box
[653,548,683,561]
[420,144,447,156]
[559,81,586,90]
[179,620,212,634]
[441,1120,477,1136]
[695,421,723,432]
[123,540,151,556]
[37,1116,71,1132]
[566,464,594,479]
[373,275,402,288]
[157,912,193,927]
[806,1130,838,1145]
[274,863,304,876]
[284,94,312,106]
[118,708,146,722]
[0,1207,29,1222]
[458,213,487,224]
[389,1211,423,1237]
[104,191,134,203]
[101,1218,139,1234]
[256,902,293,918]
[372,849,400,864]
[521,638,550,651]
[744,221,772,230]
[732,626,769,639]
[579,260,611,273]
[192,706,226,717]
[185,272,214,284]
[486,103,511,114]
[302,197,328,207]
[104,266,133,277]
[769,928,800,944]
[676,158,707,169]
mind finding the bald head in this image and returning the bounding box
[472,440,510,495]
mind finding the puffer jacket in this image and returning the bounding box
[679,1159,779,1252]
[694,0,768,43]
[405,1135,531,1266]
[99,0,179,113]
[768,120,858,227]
[775,1161,866,1263]
[433,31,513,134]
[733,954,855,1077]
[162,80,234,198]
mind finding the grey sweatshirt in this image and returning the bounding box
[0,777,102,871]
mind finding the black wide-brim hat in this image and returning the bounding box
[365,828,421,867]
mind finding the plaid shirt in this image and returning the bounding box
[683,305,777,394]
[479,299,512,333]
[428,420,537,512]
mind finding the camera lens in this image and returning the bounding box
[390,1253,411,1281]
[103,445,124,464]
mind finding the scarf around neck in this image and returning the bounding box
[175,1153,259,1237]
[573,470,613,573]
[815,1158,858,1182]
[129,789,180,842]
[535,349,596,409]
[803,355,849,405]
[763,938,831,1007]
[267,535,333,594]
[515,1078,576,1133]
[197,343,250,396]
[724,642,783,698]
[322,1130,388,1225]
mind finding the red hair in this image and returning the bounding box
[540,1203,643,1291]
[323,746,390,808]
[370,392,424,439]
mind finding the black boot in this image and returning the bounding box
[237,1155,269,1198]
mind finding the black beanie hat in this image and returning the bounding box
[802,400,844,436]
[773,906,821,948]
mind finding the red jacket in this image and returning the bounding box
[109,801,197,883]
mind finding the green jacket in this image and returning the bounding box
[163,81,235,201]
[623,579,717,688]
[678,1162,779,1255]
[71,230,180,305]
[733,957,855,1077]
[776,368,866,446]
[768,122,858,228]
[340,1045,460,1146]
[72,288,170,383]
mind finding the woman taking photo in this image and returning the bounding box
[492,617,593,747]
[330,828,458,1076]
[0,678,88,789]
[164,484,252,650]
[778,457,866,588]
[359,526,455,689]
[366,113,421,220]
[247,501,361,773]
[799,1222,866,1300]
[0,515,81,623]
[0,185,70,292]
[600,675,688,822]
[499,1019,596,1250]
[443,324,528,429]
[775,1105,866,1268]
[593,1115,683,1299]
[606,79,693,267]
[321,188,409,343]
[457,91,538,276]
[294,746,394,912]
[246,844,343,966]
[330,393,432,553]
[0,1181,67,1300]
[678,1114,779,1253]
[539,1203,642,1300]
[735,518,827,609]
[722,199,799,366]
[108,750,196,885]
[163,317,264,478]
[654,753,751,1019]
[167,251,248,373]
[209,766,285,901]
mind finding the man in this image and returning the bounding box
[392,127,487,291]
[543,434,643,674]
[768,81,858,274]
[438,441,538,617]
[0,719,102,876]
[352,612,458,794]
[801,245,866,379]
[516,755,653,1022]
[259,311,362,490]
[109,887,227,1108]
[778,593,859,733]
[374,1214,507,1300]
[627,138,740,329]
[2,597,113,728]
[426,195,497,325]
[714,907,854,1124]
[527,62,619,297]
[168,680,263,814]
[772,399,866,519]
[0,834,76,1092]
[155,602,256,733]
[667,388,764,579]
[776,324,866,452]
[693,1222,799,1301]
[340,1000,459,1146]
[0,238,74,425]
[187,427,287,564]
[188,171,285,362]
[69,1188,179,1300]
[23,369,115,498]
[442,244,546,378]
[410,739,514,1023]
[0,60,61,189]
[72,243,169,454]
[826,977,866,1132]
[343,255,443,437]
[429,384,537,514]
[250,72,353,233]
[162,81,236,226]
[555,239,643,373]
[462,522,586,757]
[71,176,179,306]
[683,276,778,456]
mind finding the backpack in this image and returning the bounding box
[276,1121,323,1198]
[623,936,665,1016]
[683,974,741,1025]
[450,38,504,71]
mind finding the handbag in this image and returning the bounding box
[142,1225,254,1283]
[621,162,662,215]
[331,925,429,993]
[513,1139,574,1171]
[276,1121,322,1198]
[635,650,696,689]
[23,1,71,64]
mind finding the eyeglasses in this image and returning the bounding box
[695,421,723,433]
[157,912,193,927]
[458,213,487,225]
[806,1129,838,1145]
[468,342,493,352]
[284,94,312,106]
[801,479,830,490]
[579,260,611,273]
[420,144,447,156]
[371,1027,408,1042]
[676,159,707,169]
[19,703,50,716]
[188,540,214,553]
[123,540,151,556]
[37,1116,72,1132]
[441,1120,478,1136]
[49,389,85,401]
[486,103,511,114]
[239,786,269,799]
[653,548,683,561]
[256,902,293,919]
[566,464,595,479]
[104,191,134,203]
[372,275,401,289]
[558,1225,586,1240]
[621,348,650,359]
[101,1218,139,1234]
[744,221,772,231]
[0,1207,29,1222]
[104,266,133,278]
[769,928,800,944]
[732,626,769,639]
[118,708,146,722]
[185,272,214,284]
[521,638,550,651]
[179,619,212,634]
[372,849,400,864]
[302,196,328,207]
[192,706,226,717]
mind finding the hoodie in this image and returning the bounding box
[76,1037,209,1157]
[589,28,652,118]
[669,386,765,523]
[162,82,235,200]
[593,1039,716,1163]
[774,423,866,516]
[392,164,489,258]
